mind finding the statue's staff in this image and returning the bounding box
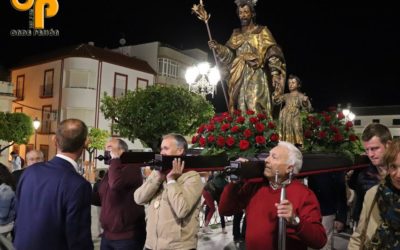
[191,0,229,109]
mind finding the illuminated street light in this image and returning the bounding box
[33,117,41,149]
[185,62,220,97]
[340,103,356,122]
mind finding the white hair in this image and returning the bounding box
[278,141,303,174]
[26,150,44,160]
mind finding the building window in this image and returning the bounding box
[158,58,179,78]
[66,69,94,89]
[15,75,24,100]
[41,105,52,134]
[114,73,127,97]
[354,119,361,126]
[41,69,54,97]
[137,78,148,90]
[372,119,380,124]
[393,119,400,125]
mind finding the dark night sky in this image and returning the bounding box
[1,0,399,112]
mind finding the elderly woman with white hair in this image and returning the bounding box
[219,141,327,250]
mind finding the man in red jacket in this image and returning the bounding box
[92,138,146,250]
[219,141,327,250]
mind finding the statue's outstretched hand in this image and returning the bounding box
[208,40,219,50]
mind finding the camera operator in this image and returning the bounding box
[134,133,203,250]
[92,138,146,250]
[219,141,327,250]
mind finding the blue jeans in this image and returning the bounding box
[100,237,144,250]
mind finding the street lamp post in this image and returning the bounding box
[185,62,220,98]
[339,103,356,122]
[33,117,41,149]
[342,103,356,122]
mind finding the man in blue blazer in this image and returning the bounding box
[14,118,93,250]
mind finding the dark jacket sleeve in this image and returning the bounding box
[335,172,348,223]
[347,169,360,190]
[91,185,101,206]
[108,159,143,190]
[65,180,94,250]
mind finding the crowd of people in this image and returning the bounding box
[0,116,399,250]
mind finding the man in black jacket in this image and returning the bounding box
[92,138,146,250]
[348,123,392,224]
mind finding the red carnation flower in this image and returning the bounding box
[257,113,267,120]
[213,116,224,123]
[217,136,225,147]
[255,135,266,144]
[230,125,239,133]
[249,117,258,124]
[226,136,235,147]
[268,122,276,129]
[226,116,233,122]
[246,110,255,115]
[233,110,242,116]
[318,131,327,139]
[345,121,353,128]
[207,135,215,143]
[221,123,230,132]
[236,116,245,124]
[324,116,331,122]
[270,134,279,142]
[197,125,205,134]
[239,140,250,150]
[192,136,198,144]
[199,137,206,147]
[255,122,265,132]
[207,124,215,131]
[243,129,252,138]
[349,134,358,141]
[337,112,345,120]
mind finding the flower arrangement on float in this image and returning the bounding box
[302,108,364,161]
[191,110,279,159]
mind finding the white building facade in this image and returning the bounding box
[351,106,400,138]
[10,44,156,167]
[113,41,209,87]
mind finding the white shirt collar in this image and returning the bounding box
[56,154,79,173]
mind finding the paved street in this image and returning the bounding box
[91,206,350,250]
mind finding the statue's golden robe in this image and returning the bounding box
[216,25,285,116]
